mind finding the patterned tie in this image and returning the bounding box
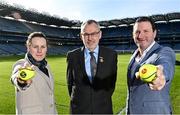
[89,52,97,79]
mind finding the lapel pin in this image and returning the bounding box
[99,57,104,63]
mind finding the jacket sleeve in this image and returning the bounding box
[10,60,30,91]
[156,47,176,82]
[66,52,74,96]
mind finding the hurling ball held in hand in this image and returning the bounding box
[18,67,35,81]
[139,64,157,82]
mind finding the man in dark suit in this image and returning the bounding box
[66,19,117,114]
[126,17,176,114]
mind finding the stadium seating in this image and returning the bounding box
[0,17,32,33]
[1,12,180,55]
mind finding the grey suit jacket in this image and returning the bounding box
[126,42,176,114]
[11,57,57,114]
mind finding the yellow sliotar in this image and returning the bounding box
[18,67,35,81]
[139,64,157,82]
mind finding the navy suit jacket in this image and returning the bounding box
[126,42,176,114]
[66,46,117,114]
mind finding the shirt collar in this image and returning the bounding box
[143,41,155,55]
[135,41,155,62]
[85,45,99,56]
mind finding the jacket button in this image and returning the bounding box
[49,104,53,108]
[130,87,133,92]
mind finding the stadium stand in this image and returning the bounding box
[0,16,32,33]
[0,1,180,55]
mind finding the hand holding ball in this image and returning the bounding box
[138,64,157,82]
[18,67,35,81]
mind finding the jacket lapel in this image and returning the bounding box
[128,49,138,70]
[127,50,140,84]
[34,66,53,90]
[95,46,104,79]
[140,42,160,65]
[78,47,90,82]
[46,65,54,90]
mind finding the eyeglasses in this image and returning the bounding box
[81,31,100,38]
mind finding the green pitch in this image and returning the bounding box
[0,54,179,114]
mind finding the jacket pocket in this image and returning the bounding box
[143,101,171,114]
[22,104,43,114]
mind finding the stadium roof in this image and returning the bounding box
[0,1,81,27]
[1,1,180,28]
[99,12,180,27]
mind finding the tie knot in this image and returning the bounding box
[89,52,94,56]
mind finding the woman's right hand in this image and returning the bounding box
[17,62,34,85]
